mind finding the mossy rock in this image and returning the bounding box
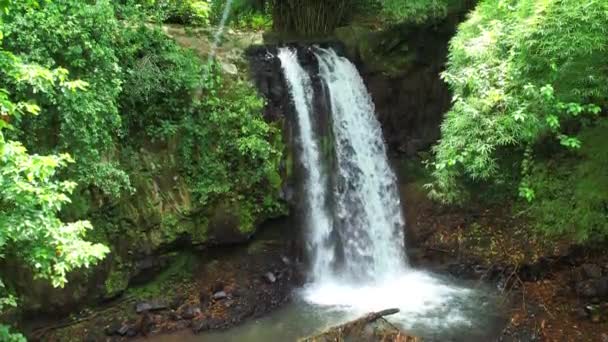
[334,24,415,77]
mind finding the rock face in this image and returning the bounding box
[299,309,420,342]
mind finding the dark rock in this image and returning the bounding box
[596,277,608,297]
[171,295,185,310]
[577,280,598,297]
[199,291,209,307]
[117,323,130,336]
[576,307,588,320]
[84,331,102,342]
[582,264,603,279]
[168,310,181,321]
[213,291,228,300]
[192,318,210,334]
[104,321,122,336]
[136,299,168,313]
[179,304,201,319]
[232,287,244,298]
[126,326,139,337]
[263,272,277,284]
[211,281,225,293]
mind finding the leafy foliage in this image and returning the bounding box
[3,0,130,198]
[180,65,285,231]
[428,0,607,205]
[115,24,285,231]
[121,0,212,24]
[380,0,468,24]
[524,119,608,241]
[210,0,272,30]
[1,0,285,336]
[0,1,109,338]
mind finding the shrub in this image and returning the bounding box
[428,0,607,205]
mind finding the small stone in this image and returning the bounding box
[263,272,277,284]
[117,323,130,336]
[221,62,238,75]
[212,291,228,300]
[281,256,291,265]
[136,299,168,313]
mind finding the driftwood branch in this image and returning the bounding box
[299,308,421,342]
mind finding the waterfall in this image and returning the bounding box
[277,48,335,282]
[280,46,406,282]
[315,48,406,280]
[279,46,471,327]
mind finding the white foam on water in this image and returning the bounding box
[300,270,473,329]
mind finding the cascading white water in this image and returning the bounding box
[279,46,474,330]
[315,48,406,280]
[277,48,335,281]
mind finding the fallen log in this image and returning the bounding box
[299,308,421,342]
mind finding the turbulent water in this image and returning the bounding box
[279,46,482,330]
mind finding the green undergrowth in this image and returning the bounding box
[523,119,608,242]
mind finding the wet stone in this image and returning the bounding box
[264,272,277,284]
[213,291,228,300]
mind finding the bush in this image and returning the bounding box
[525,119,608,241]
[3,0,130,198]
[428,0,608,204]
[121,0,211,25]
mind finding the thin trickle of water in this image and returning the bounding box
[278,48,335,282]
[207,0,234,65]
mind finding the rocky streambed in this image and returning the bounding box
[31,218,304,341]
